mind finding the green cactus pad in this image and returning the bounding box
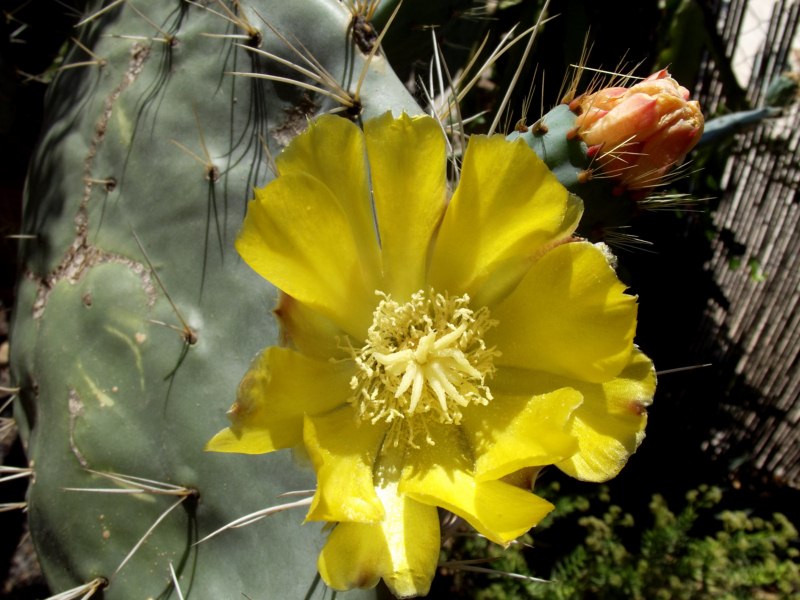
[10,1,420,597]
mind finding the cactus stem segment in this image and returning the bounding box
[30,41,154,319]
[16,2,434,594]
[31,246,156,320]
[79,43,149,221]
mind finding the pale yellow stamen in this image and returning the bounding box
[349,289,498,447]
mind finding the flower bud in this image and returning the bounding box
[570,69,704,192]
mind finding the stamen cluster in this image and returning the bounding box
[350,289,498,447]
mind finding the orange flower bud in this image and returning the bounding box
[570,69,704,192]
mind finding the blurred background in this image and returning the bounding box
[1,0,799,597]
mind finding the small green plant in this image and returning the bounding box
[443,483,800,600]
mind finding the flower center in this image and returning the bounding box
[349,289,498,447]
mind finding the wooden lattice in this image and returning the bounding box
[694,0,800,487]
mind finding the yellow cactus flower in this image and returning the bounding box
[570,69,704,192]
[207,112,655,598]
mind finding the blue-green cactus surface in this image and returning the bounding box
[10,1,419,597]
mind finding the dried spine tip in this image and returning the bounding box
[205,165,221,182]
[352,15,379,54]
[184,328,199,346]
[247,30,262,48]
[531,120,548,135]
[346,100,363,119]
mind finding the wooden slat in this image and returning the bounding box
[689,0,800,487]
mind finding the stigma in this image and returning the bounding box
[349,289,498,447]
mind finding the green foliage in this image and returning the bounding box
[655,0,708,87]
[748,258,767,282]
[765,74,800,108]
[444,483,800,600]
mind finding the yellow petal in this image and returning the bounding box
[275,114,381,280]
[318,482,440,598]
[236,172,376,338]
[205,347,350,454]
[429,134,582,306]
[364,112,447,299]
[491,348,655,482]
[274,292,348,361]
[303,408,385,523]
[489,241,637,383]
[557,347,655,481]
[401,425,553,545]
[461,388,582,482]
